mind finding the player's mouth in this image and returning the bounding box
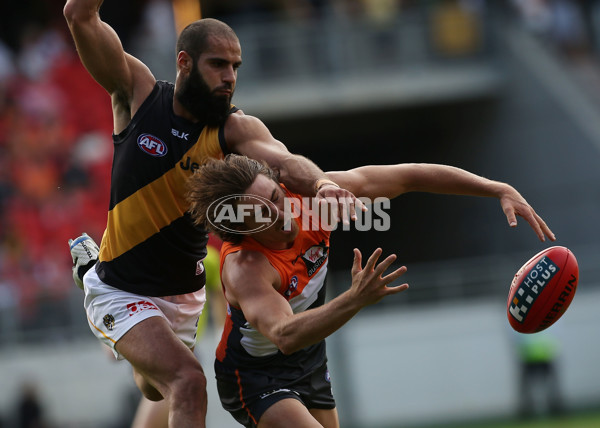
[214,87,232,96]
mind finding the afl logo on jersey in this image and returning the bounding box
[137,133,167,157]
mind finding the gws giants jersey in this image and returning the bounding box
[96,81,234,296]
[216,188,331,380]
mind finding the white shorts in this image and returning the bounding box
[83,266,206,360]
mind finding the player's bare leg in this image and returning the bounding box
[116,317,207,428]
[258,398,339,428]
[131,396,169,428]
[310,407,339,428]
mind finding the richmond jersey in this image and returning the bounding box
[96,81,232,296]
[215,188,331,386]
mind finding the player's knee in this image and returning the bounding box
[171,366,207,403]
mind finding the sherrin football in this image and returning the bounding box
[507,246,578,334]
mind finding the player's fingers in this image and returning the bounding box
[356,196,368,212]
[318,197,338,223]
[365,247,383,271]
[348,195,366,220]
[521,210,547,242]
[340,197,350,225]
[345,197,357,222]
[505,207,518,228]
[373,253,398,277]
[381,265,407,284]
[535,212,556,241]
[351,248,363,274]
[385,282,409,295]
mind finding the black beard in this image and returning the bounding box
[176,65,232,127]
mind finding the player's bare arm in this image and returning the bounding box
[223,248,408,356]
[326,163,555,242]
[63,0,155,133]
[224,110,363,222]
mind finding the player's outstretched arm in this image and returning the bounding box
[63,0,155,132]
[326,163,556,242]
[222,248,408,356]
[224,111,364,223]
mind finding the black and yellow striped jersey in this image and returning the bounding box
[96,81,230,296]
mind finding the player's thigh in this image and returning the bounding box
[258,398,323,428]
[116,316,202,386]
[309,407,339,428]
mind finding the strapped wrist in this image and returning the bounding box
[315,179,340,193]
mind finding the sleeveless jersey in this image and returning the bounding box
[215,188,331,381]
[96,81,232,296]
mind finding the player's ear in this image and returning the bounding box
[176,51,193,74]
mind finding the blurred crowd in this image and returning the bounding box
[510,0,597,57]
[1,0,600,330]
[509,1,600,101]
[0,16,113,326]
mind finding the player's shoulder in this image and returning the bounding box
[225,247,274,276]
[226,247,269,269]
[223,247,280,291]
[225,109,268,135]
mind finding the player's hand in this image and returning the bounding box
[498,186,556,242]
[349,248,408,306]
[316,183,366,225]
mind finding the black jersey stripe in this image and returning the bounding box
[101,129,223,262]
[109,81,205,209]
[96,217,209,296]
[98,81,227,295]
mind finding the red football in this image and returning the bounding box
[507,246,579,334]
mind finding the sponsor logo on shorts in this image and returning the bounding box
[325,369,331,383]
[259,388,298,400]
[508,256,559,323]
[127,300,159,317]
[103,314,115,331]
[137,133,167,157]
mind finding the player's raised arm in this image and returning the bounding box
[326,163,556,242]
[224,111,364,222]
[222,248,408,356]
[63,0,155,132]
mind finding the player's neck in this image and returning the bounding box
[252,234,296,251]
[172,98,198,123]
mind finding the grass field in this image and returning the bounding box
[408,410,600,428]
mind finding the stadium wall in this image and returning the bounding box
[0,288,598,428]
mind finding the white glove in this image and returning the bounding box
[68,233,99,290]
